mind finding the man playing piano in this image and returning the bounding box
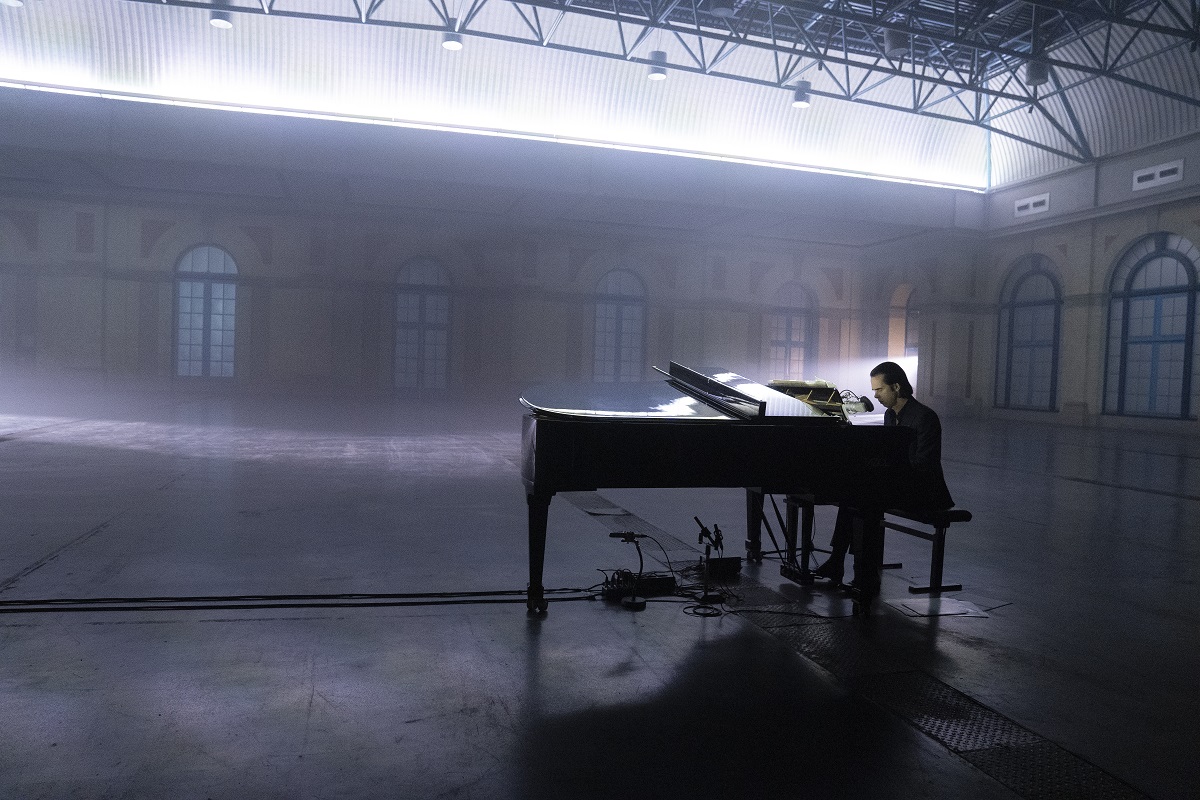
[812,361,954,609]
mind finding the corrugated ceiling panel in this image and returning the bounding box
[987,27,1200,185]
[0,0,987,188]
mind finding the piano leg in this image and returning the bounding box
[798,499,814,581]
[744,488,764,563]
[526,492,552,614]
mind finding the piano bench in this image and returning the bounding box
[776,497,972,597]
[882,508,973,595]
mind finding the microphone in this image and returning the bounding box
[842,395,875,414]
[609,531,645,540]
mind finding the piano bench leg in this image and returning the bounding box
[904,525,960,595]
[907,583,964,595]
[779,495,815,586]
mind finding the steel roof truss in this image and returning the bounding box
[1109,12,1150,67]
[115,0,1198,163]
[671,28,707,69]
[614,8,632,57]
[709,39,743,74]
[1049,67,1095,160]
[1155,0,1194,31]
[850,58,888,96]
[911,18,978,86]
[772,4,828,57]
[984,34,1200,120]
[540,7,572,44]
[625,22,657,56]
[1058,14,1105,66]
[461,0,493,29]
[1023,0,1199,41]
[513,5,547,42]
[989,52,1092,159]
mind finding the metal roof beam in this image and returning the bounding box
[112,0,1187,162]
[1048,66,1095,160]
[1017,0,1200,42]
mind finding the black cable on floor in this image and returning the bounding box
[0,595,596,614]
[0,588,590,614]
[0,587,583,607]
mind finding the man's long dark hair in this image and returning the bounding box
[870,361,914,398]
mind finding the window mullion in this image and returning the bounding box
[202,281,213,378]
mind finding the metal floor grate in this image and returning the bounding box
[560,491,626,515]
[737,609,1153,799]
[563,490,1151,799]
[767,620,913,678]
[728,585,789,606]
[734,604,832,630]
[858,671,1043,752]
[961,741,1150,800]
[561,492,696,552]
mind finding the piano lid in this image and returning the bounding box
[520,362,832,422]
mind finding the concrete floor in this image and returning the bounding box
[0,380,1196,799]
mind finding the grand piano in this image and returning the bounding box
[519,362,912,612]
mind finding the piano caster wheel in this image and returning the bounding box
[526,599,548,614]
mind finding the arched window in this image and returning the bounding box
[175,245,238,378]
[394,258,451,390]
[1104,233,1199,418]
[767,282,817,379]
[593,270,646,382]
[995,256,1061,411]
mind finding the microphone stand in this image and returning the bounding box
[694,517,725,605]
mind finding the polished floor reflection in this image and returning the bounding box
[0,385,1195,799]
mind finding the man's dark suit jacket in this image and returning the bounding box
[884,396,954,511]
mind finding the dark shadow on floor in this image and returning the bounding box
[517,624,938,800]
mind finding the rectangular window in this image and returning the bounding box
[209,282,236,377]
[394,289,450,390]
[594,301,642,383]
[767,313,811,380]
[177,281,205,377]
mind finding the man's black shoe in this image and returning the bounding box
[812,560,844,584]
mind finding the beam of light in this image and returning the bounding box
[0,413,516,476]
[0,78,987,193]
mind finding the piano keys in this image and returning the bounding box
[519,362,912,612]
